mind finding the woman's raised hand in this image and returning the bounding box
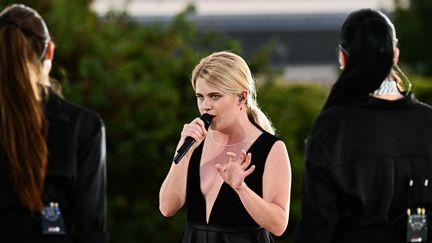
[215,150,255,190]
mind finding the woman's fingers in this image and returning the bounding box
[216,152,255,189]
[215,163,227,180]
[190,126,204,140]
[182,118,207,141]
[215,163,223,172]
[244,165,255,177]
[241,153,252,169]
[226,152,237,161]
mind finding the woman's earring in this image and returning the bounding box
[239,94,245,111]
[239,94,245,101]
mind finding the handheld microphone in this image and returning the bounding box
[173,113,214,164]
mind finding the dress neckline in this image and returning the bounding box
[198,131,266,224]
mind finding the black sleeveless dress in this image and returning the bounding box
[181,131,279,243]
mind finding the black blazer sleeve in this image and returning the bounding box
[73,114,108,243]
[295,135,339,243]
[45,91,109,243]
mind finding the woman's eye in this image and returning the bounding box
[211,95,221,100]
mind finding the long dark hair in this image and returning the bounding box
[0,4,50,212]
[323,9,397,109]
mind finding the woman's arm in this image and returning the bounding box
[159,117,207,217]
[294,136,339,243]
[159,153,191,217]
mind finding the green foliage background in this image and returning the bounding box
[394,0,432,75]
[1,0,431,242]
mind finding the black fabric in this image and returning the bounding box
[181,223,274,243]
[295,93,432,243]
[184,131,279,242]
[0,89,108,243]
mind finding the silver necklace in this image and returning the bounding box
[209,130,255,147]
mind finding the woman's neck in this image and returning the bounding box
[210,122,258,146]
[371,93,404,100]
[370,78,404,101]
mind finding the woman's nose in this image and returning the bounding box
[200,99,212,113]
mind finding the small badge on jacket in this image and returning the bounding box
[41,202,66,235]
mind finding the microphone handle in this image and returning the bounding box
[173,137,195,164]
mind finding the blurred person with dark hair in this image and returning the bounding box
[295,8,432,243]
[0,4,108,243]
[160,51,291,243]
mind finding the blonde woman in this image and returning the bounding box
[160,51,291,242]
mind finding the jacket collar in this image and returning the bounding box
[351,93,419,110]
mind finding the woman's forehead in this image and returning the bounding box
[195,77,223,93]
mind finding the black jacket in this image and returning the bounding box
[0,90,108,243]
[295,94,432,243]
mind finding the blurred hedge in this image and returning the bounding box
[394,0,432,75]
[411,75,432,105]
[3,0,432,242]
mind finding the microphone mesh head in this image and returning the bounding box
[200,113,214,130]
